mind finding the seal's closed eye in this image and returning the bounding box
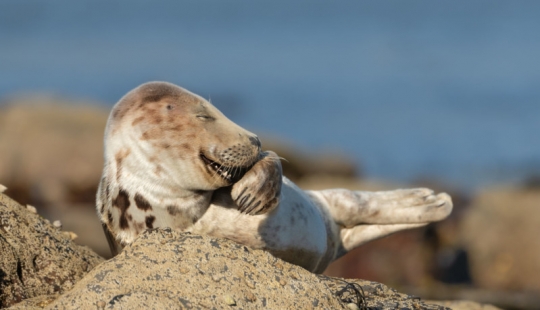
[197,115,215,121]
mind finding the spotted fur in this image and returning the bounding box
[96,81,453,273]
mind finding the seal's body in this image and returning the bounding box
[97,82,452,273]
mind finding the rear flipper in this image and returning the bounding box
[310,188,452,228]
[309,188,452,257]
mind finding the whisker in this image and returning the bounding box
[233,165,240,180]
[225,165,233,181]
[261,152,286,162]
[209,166,220,188]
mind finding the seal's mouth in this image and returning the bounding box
[200,153,248,183]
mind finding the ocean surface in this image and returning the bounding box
[1,0,540,191]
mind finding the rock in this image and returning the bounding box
[0,98,108,206]
[0,193,104,308]
[44,202,112,258]
[429,300,502,310]
[41,229,448,309]
[461,187,540,292]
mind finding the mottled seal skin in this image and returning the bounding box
[96,81,453,273]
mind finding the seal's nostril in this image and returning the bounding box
[249,136,261,149]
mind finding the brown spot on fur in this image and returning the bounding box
[141,128,161,141]
[134,222,145,234]
[131,115,145,126]
[145,215,156,229]
[136,105,163,125]
[142,92,175,104]
[165,124,183,131]
[160,206,197,230]
[138,82,184,103]
[115,149,131,181]
[107,210,114,225]
[166,205,182,216]
[135,193,152,211]
[160,142,170,149]
[112,105,130,120]
[180,143,191,151]
[150,115,163,124]
[154,165,163,176]
[113,189,130,229]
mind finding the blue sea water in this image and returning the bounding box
[1,0,540,190]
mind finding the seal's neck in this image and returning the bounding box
[106,130,212,207]
[117,150,212,207]
[102,153,213,236]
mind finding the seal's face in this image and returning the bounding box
[106,82,261,191]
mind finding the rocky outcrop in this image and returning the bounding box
[0,192,104,308]
[14,228,448,310]
[432,300,501,310]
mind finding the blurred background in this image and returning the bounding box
[1,1,539,308]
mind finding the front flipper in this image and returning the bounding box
[231,151,282,215]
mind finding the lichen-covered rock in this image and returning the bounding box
[44,228,447,309]
[0,193,104,308]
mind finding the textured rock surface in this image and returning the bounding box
[431,300,502,310]
[0,193,104,308]
[461,187,540,292]
[40,229,447,309]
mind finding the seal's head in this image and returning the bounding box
[105,81,261,191]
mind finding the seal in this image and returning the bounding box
[96,81,453,273]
